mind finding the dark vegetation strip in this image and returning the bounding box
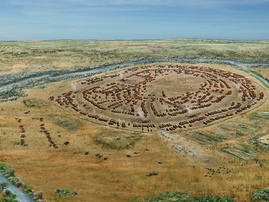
[1,58,269,104]
[128,191,238,202]
[0,163,44,202]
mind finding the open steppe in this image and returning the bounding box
[1,39,269,75]
[1,39,269,202]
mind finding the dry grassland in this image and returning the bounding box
[249,67,269,79]
[0,62,269,202]
[1,39,269,75]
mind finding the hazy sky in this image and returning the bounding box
[0,0,269,41]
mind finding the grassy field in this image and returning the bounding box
[48,114,82,131]
[220,144,262,161]
[1,39,269,202]
[218,122,260,138]
[248,67,269,80]
[187,131,227,145]
[0,67,267,201]
[23,99,51,108]
[1,39,269,75]
[93,130,143,150]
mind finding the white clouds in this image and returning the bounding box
[6,0,151,14]
[1,0,268,40]
[3,0,268,20]
[7,0,269,9]
[5,0,269,19]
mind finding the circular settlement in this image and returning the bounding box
[49,64,267,132]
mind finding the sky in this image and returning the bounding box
[0,0,269,41]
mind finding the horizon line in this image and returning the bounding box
[1,37,269,42]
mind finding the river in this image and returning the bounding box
[0,173,36,202]
[1,59,269,90]
[0,58,269,200]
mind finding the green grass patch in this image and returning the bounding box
[23,99,50,107]
[31,117,39,120]
[48,114,81,131]
[129,191,237,202]
[249,135,269,151]
[94,131,143,150]
[249,69,264,78]
[0,163,10,170]
[218,122,259,137]
[220,144,261,161]
[251,112,269,121]
[238,144,263,154]
[183,131,226,145]
[253,188,269,201]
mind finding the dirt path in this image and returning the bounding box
[157,130,226,168]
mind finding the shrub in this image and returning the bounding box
[8,193,17,200]
[55,189,61,195]
[0,163,10,170]
[0,182,9,191]
[253,190,266,200]
[8,177,20,185]
[55,189,74,197]
[32,192,43,200]
[4,170,15,178]
[129,191,237,202]
[15,181,24,188]
[61,189,70,196]
[23,184,33,191]
[36,200,46,202]
[27,191,34,196]
[263,187,269,193]
[198,195,236,202]
[146,172,158,177]
[4,190,12,198]
[21,188,30,194]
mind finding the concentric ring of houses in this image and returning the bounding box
[49,64,266,132]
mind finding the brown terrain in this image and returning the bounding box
[1,62,269,202]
